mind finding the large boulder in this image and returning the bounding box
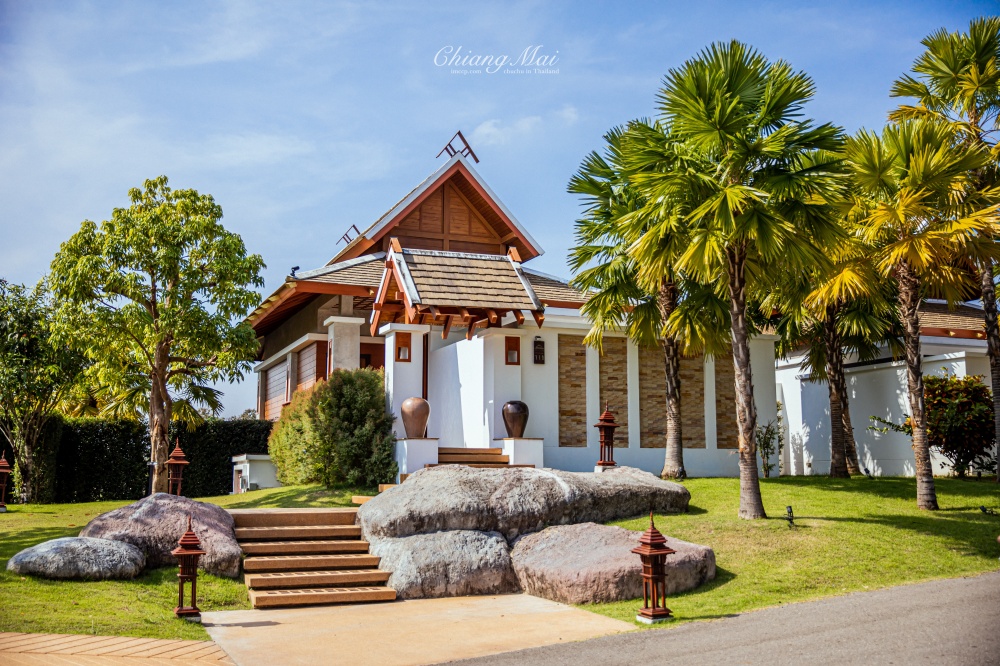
[7,537,145,580]
[510,522,716,604]
[367,530,519,599]
[80,493,240,578]
[359,466,690,541]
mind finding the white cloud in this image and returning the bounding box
[470,115,542,147]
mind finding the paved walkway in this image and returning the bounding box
[0,632,233,665]
[202,594,633,666]
[448,572,1000,666]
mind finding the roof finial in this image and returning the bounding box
[436,130,479,164]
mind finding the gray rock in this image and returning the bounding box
[359,465,690,541]
[7,537,145,580]
[80,493,241,578]
[368,530,519,599]
[510,522,715,604]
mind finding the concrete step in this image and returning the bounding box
[243,553,381,573]
[400,474,409,482]
[425,463,535,469]
[229,508,358,528]
[236,525,362,541]
[249,586,396,609]
[438,453,510,464]
[438,447,502,455]
[352,495,375,505]
[378,484,397,492]
[245,568,390,590]
[240,540,370,556]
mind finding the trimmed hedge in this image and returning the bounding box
[1,415,272,504]
[55,418,149,503]
[171,419,272,497]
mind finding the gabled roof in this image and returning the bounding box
[370,244,545,338]
[522,267,589,308]
[329,154,543,264]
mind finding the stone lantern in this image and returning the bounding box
[167,440,189,497]
[0,452,11,513]
[171,516,207,620]
[593,404,619,469]
[631,511,676,624]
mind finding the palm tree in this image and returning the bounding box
[890,17,1000,479]
[628,41,843,518]
[568,123,695,479]
[771,267,900,477]
[819,119,999,509]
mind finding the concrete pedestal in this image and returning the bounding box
[593,464,619,473]
[495,438,545,469]
[395,438,439,482]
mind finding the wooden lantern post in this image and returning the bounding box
[0,452,11,513]
[631,511,676,623]
[593,404,620,468]
[167,440,189,496]
[171,516,207,620]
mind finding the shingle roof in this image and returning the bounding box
[920,302,984,332]
[523,269,588,306]
[397,249,540,311]
[296,253,384,289]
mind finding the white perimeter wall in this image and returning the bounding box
[778,349,984,476]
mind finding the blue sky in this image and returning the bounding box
[0,0,992,414]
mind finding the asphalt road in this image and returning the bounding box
[447,571,1000,666]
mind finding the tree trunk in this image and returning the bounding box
[727,246,766,519]
[149,341,173,494]
[12,433,33,503]
[658,279,685,479]
[840,397,862,476]
[896,264,938,510]
[824,308,850,478]
[979,262,1000,483]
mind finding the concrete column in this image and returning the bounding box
[586,345,600,448]
[704,355,717,449]
[285,352,298,402]
[627,339,640,449]
[325,316,366,372]
[380,323,431,440]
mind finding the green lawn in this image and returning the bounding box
[0,477,997,641]
[0,484,371,641]
[596,476,1000,626]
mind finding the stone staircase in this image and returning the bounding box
[231,508,396,609]
[428,447,536,470]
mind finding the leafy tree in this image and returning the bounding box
[49,176,265,493]
[628,41,844,518]
[818,120,1000,509]
[890,17,1000,479]
[0,280,87,502]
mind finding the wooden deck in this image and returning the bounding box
[0,632,233,665]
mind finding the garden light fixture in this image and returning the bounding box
[167,440,189,497]
[172,515,207,621]
[632,511,676,624]
[594,404,620,468]
[981,506,997,516]
[0,452,11,513]
[863,467,874,479]
[785,505,795,528]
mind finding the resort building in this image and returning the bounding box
[249,152,780,479]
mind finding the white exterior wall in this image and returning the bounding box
[779,348,983,477]
[382,324,430,441]
[385,317,781,478]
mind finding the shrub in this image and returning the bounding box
[11,415,63,504]
[312,369,397,487]
[267,385,322,485]
[870,370,996,478]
